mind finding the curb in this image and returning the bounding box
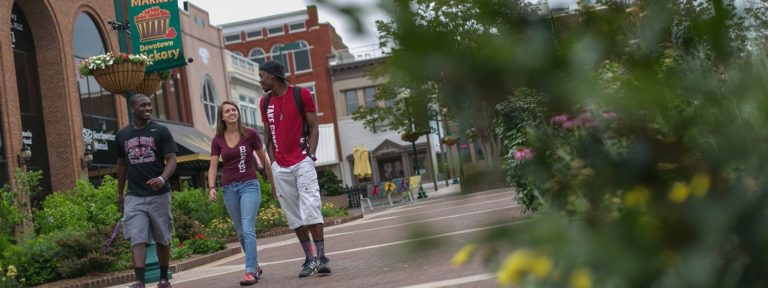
[41,214,363,288]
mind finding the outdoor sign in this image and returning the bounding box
[128,0,186,72]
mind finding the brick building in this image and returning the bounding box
[0,1,233,202]
[220,5,345,176]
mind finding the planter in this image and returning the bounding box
[91,62,146,94]
[133,72,164,96]
[442,136,458,146]
[401,132,421,143]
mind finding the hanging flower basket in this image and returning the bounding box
[442,136,458,146]
[133,70,170,96]
[401,131,422,143]
[77,52,152,94]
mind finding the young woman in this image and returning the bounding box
[207,100,273,285]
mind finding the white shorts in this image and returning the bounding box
[271,157,323,229]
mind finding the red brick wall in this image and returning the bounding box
[224,6,346,162]
[0,0,122,193]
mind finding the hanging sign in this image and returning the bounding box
[128,0,186,72]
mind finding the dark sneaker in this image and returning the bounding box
[298,258,317,278]
[316,256,332,276]
[239,273,257,286]
[127,281,145,288]
[156,279,172,288]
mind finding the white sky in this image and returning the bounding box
[181,0,386,53]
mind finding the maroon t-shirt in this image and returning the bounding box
[260,86,316,167]
[210,128,263,185]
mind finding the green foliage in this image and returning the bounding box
[184,234,225,254]
[0,187,20,256]
[171,238,192,260]
[257,206,287,231]
[34,176,120,235]
[319,172,344,196]
[258,174,278,208]
[336,0,768,286]
[7,233,62,285]
[205,218,235,241]
[321,201,348,218]
[495,88,549,212]
[54,227,131,278]
[172,184,227,227]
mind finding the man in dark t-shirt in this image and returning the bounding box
[116,94,177,288]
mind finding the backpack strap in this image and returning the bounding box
[262,91,272,121]
[293,86,309,138]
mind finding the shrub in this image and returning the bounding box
[0,187,20,256]
[319,172,344,196]
[321,201,348,218]
[34,176,120,235]
[206,218,235,241]
[172,184,224,227]
[257,206,287,230]
[184,234,225,254]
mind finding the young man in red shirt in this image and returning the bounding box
[259,61,331,278]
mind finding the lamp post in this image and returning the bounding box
[17,145,31,171]
[435,110,449,187]
[81,140,95,169]
[112,0,167,282]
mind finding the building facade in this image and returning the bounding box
[0,0,232,202]
[330,55,440,187]
[220,5,345,175]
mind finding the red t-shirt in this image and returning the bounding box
[260,86,316,167]
[210,128,263,185]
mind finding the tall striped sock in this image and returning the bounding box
[314,240,325,258]
[300,240,314,260]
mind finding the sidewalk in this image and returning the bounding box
[44,182,465,288]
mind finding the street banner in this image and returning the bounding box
[128,0,186,72]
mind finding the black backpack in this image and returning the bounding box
[262,86,310,151]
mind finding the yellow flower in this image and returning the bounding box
[667,182,689,203]
[568,267,593,288]
[451,244,477,267]
[496,249,535,285]
[530,255,553,279]
[623,186,650,208]
[689,173,710,198]
[6,265,16,277]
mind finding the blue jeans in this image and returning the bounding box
[223,179,262,273]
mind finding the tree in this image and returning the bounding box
[365,0,545,167]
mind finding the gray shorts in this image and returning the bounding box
[122,192,173,247]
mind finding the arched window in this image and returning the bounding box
[73,12,119,170]
[202,77,217,126]
[249,48,266,65]
[291,41,311,73]
[270,44,287,68]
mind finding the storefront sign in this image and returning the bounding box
[83,128,116,151]
[22,130,32,145]
[128,0,186,72]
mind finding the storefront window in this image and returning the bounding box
[74,12,118,170]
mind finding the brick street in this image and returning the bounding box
[140,188,524,288]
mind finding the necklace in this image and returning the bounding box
[276,92,288,121]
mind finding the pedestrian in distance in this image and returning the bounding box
[116,94,178,288]
[258,60,332,278]
[207,100,274,285]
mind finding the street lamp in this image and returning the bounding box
[17,145,31,166]
[81,140,95,169]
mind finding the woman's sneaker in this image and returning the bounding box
[298,258,317,278]
[316,256,332,275]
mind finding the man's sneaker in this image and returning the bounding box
[156,279,172,288]
[127,281,145,288]
[239,273,258,286]
[316,256,332,276]
[298,258,317,278]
